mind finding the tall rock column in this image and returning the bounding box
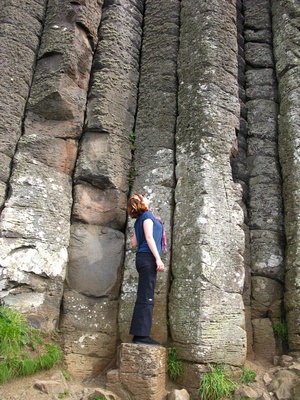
[0,0,47,208]
[61,0,145,378]
[232,0,253,358]
[272,0,300,352]
[244,0,284,362]
[118,0,180,344]
[0,0,103,331]
[170,0,246,367]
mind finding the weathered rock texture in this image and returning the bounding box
[0,0,47,208]
[0,0,103,331]
[119,0,179,345]
[169,0,246,367]
[63,0,144,376]
[0,0,299,397]
[106,344,167,400]
[244,0,285,362]
[272,0,300,353]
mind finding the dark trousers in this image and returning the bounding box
[129,252,157,337]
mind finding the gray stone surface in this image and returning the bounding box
[245,0,285,361]
[119,0,179,345]
[250,230,284,280]
[0,0,47,206]
[67,223,124,298]
[251,276,283,306]
[64,0,144,373]
[169,0,246,366]
[72,0,143,229]
[246,69,277,101]
[1,0,300,388]
[272,0,300,352]
[252,318,276,363]
[0,0,103,332]
[268,369,298,400]
[60,289,118,378]
[106,343,167,400]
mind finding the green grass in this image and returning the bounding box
[61,369,71,381]
[198,364,237,400]
[273,320,288,342]
[273,319,288,351]
[129,130,136,151]
[241,365,256,384]
[0,305,62,384]
[167,347,184,381]
[58,390,70,399]
[91,397,107,400]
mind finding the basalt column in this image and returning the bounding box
[0,0,47,209]
[170,0,246,367]
[272,0,300,352]
[244,0,285,362]
[232,0,253,358]
[0,0,103,330]
[61,0,145,377]
[118,0,180,344]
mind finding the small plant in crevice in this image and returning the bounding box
[167,347,184,381]
[273,319,287,340]
[241,365,256,384]
[198,364,237,400]
[0,305,62,384]
[273,319,288,349]
[129,130,136,151]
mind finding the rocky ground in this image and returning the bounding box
[0,354,300,400]
[0,368,111,400]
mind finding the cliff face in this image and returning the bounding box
[0,0,299,383]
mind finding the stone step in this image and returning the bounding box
[106,343,167,400]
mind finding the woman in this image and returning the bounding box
[127,193,166,345]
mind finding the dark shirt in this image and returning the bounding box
[134,211,163,256]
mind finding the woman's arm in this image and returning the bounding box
[143,219,165,272]
[132,231,138,248]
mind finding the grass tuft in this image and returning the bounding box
[167,347,184,381]
[0,305,62,384]
[198,364,237,400]
[273,320,288,342]
[241,365,256,384]
[91,397,107,400]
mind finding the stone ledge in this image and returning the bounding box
[106,343,167,400]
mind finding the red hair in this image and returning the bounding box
[127,193,149,218]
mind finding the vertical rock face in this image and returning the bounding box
[272,0,300,351]
[169,0,246,366]
[233,0,253,358]
[60,290,119,378]
[1,0,300,387]
[244,0,285,360]
[0,0,47,207]
[118,0,180,344]
[64,0,144,377]
[0,0,104,331]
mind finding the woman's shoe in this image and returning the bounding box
[132,336,162,346]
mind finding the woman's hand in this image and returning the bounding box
[156,257,165,272]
